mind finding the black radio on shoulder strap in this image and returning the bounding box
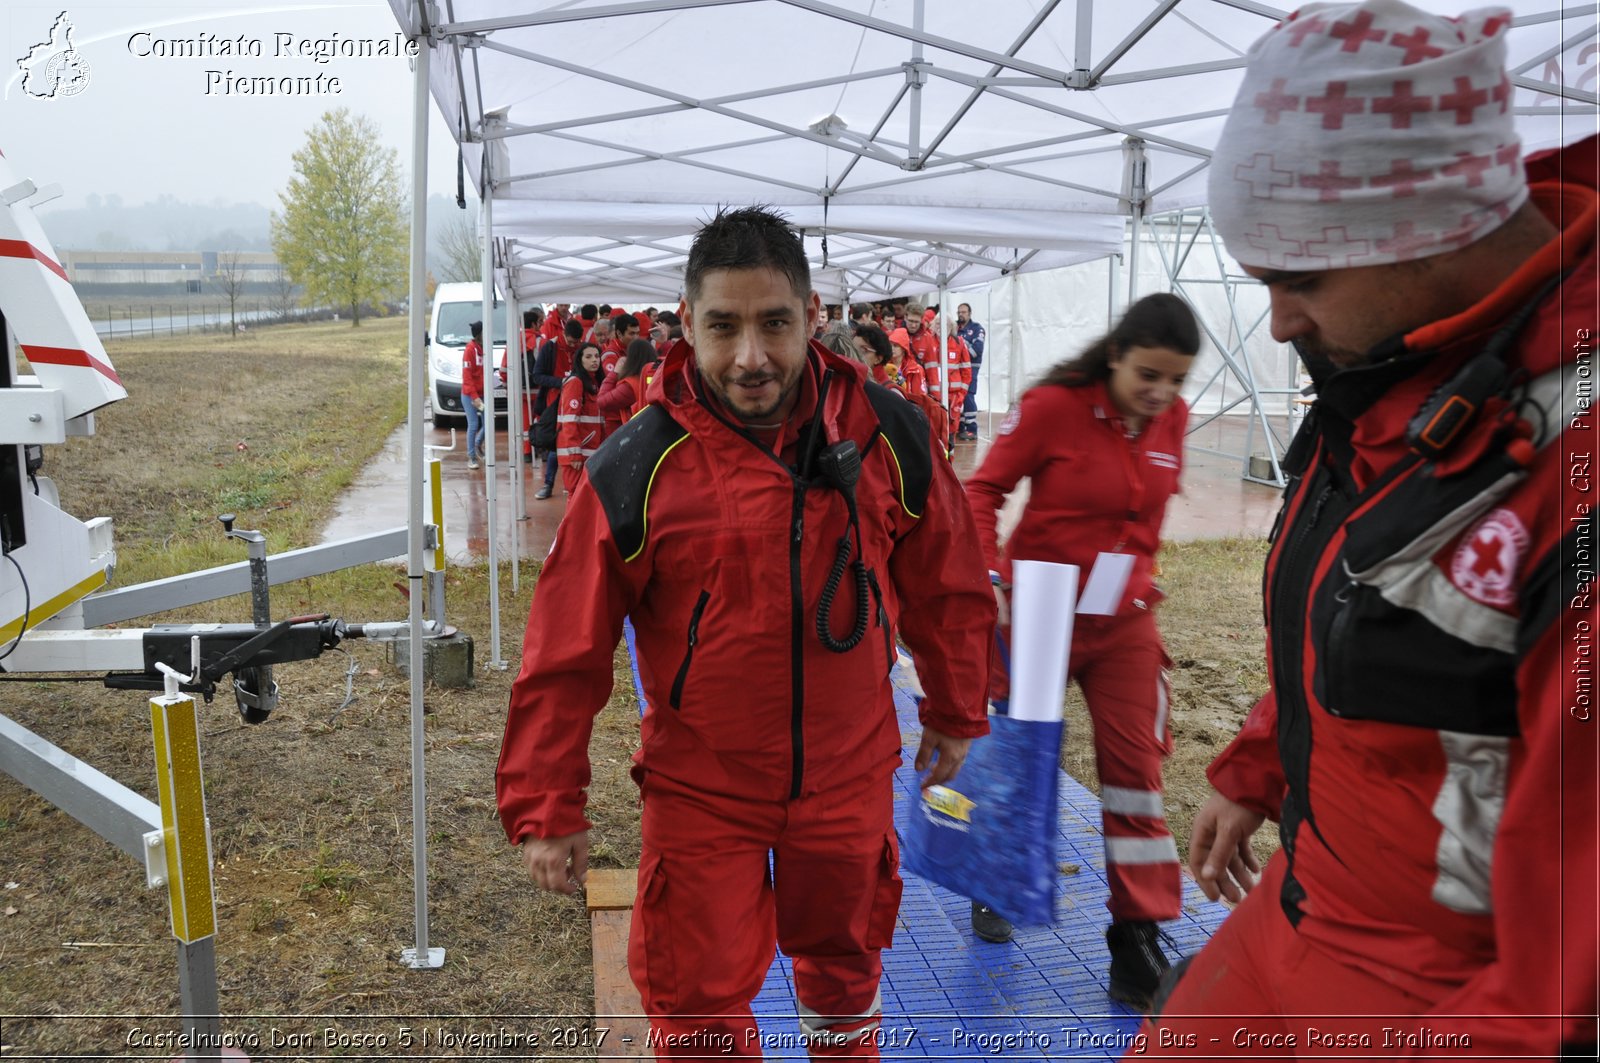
[1404,272,1566,460]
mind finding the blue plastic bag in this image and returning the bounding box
[901,698,1062,928]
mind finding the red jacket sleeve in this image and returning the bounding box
[964,388,1055,581]
[889,410,997,739]
[597,374,637,418]
[1400,610,1597,1055]
[1204,690,1286,821]
[495,480,650,843]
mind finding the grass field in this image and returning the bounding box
[0,320,1272,1055]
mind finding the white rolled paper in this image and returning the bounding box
[1007,559,1078,723]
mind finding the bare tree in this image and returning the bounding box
[267,266,298,323]
[434,213,481,282]
[212,250,247,336]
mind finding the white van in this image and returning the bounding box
[427,281,508,427]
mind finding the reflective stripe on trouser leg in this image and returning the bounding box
[1071,610,1182,922]
[799,991,882,1058]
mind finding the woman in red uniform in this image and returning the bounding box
[597,338,655,437]
[555,342,605,496]
[965,292,1199,1010]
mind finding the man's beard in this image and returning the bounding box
[710,370,800,424]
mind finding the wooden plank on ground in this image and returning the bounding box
[586,867,638,911]
[591,870,652,1059]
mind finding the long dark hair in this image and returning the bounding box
[1037,293,1199,389]
[570,343,603,393]
[619,338,656,380]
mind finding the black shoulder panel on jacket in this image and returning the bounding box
[585,405,691,562]
[863,380,931,519]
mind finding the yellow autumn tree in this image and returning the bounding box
[270,108,407,326]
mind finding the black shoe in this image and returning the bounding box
[971,901,1014,944]
[1107,920,1171,1010]
[534,484,553,500]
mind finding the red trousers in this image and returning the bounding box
[629,768,901,1060]
[1070,609,1180,922]
[995,607,1180,922]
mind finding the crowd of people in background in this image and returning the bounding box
[461,295,989,497]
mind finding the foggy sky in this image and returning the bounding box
[2,2,462,224]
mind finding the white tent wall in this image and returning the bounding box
[918,221,1293,427]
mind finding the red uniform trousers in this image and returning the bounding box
[630,768,901,1060]
[996,607,1180,923]
[1132,855,1443,1059]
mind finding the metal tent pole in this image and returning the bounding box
[1007,257,1022,407]
[1123,137,1148,306]
[480,122,505,671]
[401,0,442,972]
[505,292,523,594]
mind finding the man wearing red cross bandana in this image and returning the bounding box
[1135,0,1597,1057]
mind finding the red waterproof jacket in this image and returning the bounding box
[498,340,996,842]
[555,375,604,470]
[596,372,639,436]
[461,338,485,402]
[1207,138,1598,1054]
[966,381,1186,615]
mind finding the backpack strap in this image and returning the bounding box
[585,404,691,563]
[863,380,932,519]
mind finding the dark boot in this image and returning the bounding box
[1106,920,1170,1010]
[970,901,1014,943]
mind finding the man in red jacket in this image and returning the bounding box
[498,206,996,1059]
[1136,2,1597,1057]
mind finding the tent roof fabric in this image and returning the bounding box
[391,0,1596,302]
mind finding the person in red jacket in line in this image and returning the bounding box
[539,303,571,344]
[1135,3,1597,1057]
[597,338,655,437]
[965,292,1198,1007]
[887,327,948,452]
[520,307,545,464]
[554,341,605,496]
[498,206,994,1059]
[928,312,972,446]
[600,312,639,376]
[461,319,488,470]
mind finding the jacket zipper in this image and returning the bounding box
[1323,576,1360,716]
[668,590,711,711]
[789,484,807,799]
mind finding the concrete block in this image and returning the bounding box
[386,632,475,688]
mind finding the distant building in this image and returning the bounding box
[58,250,283,294]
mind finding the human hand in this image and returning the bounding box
[992,583,1009,627]
[914,727,972,789]
[1189,791,1265,903]
[520,831,590,895]
[473,398,485,413]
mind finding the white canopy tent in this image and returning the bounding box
[377,0,1594,968]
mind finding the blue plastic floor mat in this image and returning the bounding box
[621,621,1233,1059]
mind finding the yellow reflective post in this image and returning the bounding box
[426,456,445,573]
[149,692,216,943]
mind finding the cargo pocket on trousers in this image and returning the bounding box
[628,854,676,1012]
[864,832,903,950]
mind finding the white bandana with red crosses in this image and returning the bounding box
[1209,0,1527,272]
